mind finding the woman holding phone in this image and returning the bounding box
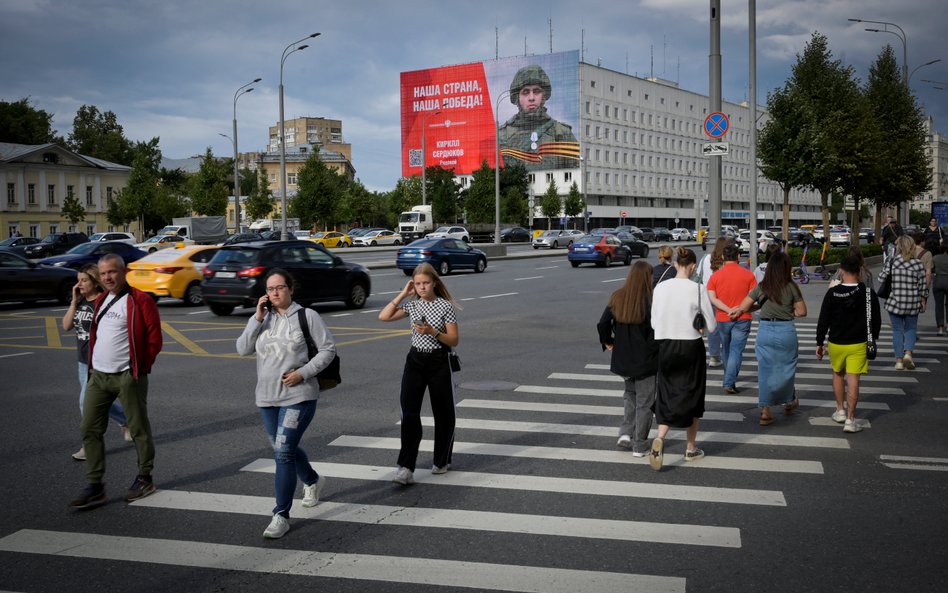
[379,262,459,485]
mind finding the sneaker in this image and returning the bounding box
[843,418,862,433]
[895,361,904,370]
[616,434,632,450]
[938,327,944,336]
[724,386,740,395]
[301,475,326,508]
[684,448,706,462]
[631,450,648,458]
[649,437,664,471]
[708,356,722,367]
[124,475,156,502]
[431,463,451,475]
[903,354,915,370]
[263,514,290,539]
[831,409,847,423]
[72,447,86,461]
[392,466,415,485]
[70,484,107,510]
[122,426,133,442]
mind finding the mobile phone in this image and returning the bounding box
[414,315,426,326]
[264,298,272,312]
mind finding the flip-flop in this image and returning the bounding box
[649,437,664,471]
[759,416,775,426]
[783,398,800,414]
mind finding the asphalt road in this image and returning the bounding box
[0,244,946,593]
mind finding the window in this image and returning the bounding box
[585,101,590,114]
[49,224,58,234]
[545,173,553,182]
[528,173,536,183]
[67,185,74,200]
[595,149,601,161]
[86,225,95,236]
[605,173,610,185]
[585,124,590,136]
[6,183,14,205]
[660,97,665,105]
[287,173,297,185]
[106,187,113,204]
[47,184,56,205]
[644,93,649,100]
[609,85,614,92]
[86,186,94,205]
[605,151,610,163]
[28,184,35,205]
[627,90,632,97]
[563,171,572,182]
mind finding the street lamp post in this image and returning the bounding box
[420,109,441,206]
[910,59,942,85]
[849,19,908,86]
[231,78,261,233]
[279,33,320,240]
[494,90,511,246]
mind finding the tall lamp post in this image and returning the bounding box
[849,18,908,86]
[420,109,441,206]
[910,59,942,85]
[494,90,511,246]
[279,33,320,240]
[231,78,260,233]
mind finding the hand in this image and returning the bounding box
[413,321,435,336]
[255,295,269,321]
[815,345,825,360]
[71,283,82,302]
[281,369,303,387]
[604,344,614,351]
[401,280,416,299]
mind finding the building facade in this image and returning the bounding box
[913,117,948,213]
[267,116,352,162]
[1,143,136,240]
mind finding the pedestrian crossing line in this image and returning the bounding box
[457,398,745,422]
[584,362,929,374]
[241,460,788,506]
[704,370,916,384]
[0,529,687,593]
[417,417,850,450]
[515,384,898,401]
[555,371,917,385]
[329,435,825,475]
[132,489,742,548]
[879,455,948,472]
[809,418,871,429]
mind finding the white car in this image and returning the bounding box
[425,226,470,242]
[292,230,313,240]
[532,229,583,249]
[829,226,852,246]
[135,234,192,253]
[89,232,136,245]
[738,230,777,254]
[670,228,692,241]
[352,229,403,247]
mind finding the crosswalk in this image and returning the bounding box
[1,319,945,591]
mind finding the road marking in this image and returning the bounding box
[0,529,686,593]
[516,384,896,402]
[376,290,402,295]
[331,313,353,317]
[514,276,543,281]
[458,398,744,422]
[544,373,906,394]
[535,265,559,270]
[809,417,871,429]
[479,292,518,299]
[0,351,32,359]
[241,460,787,506]
[186,309,211,315]
[602,278,625,283]
[44,317,62,348]
[584,362,930,374]
[132,489,740,548]
[704,369,915,384]
[361,308,381,313]
[329,435,824,475]
[879,455,948,472]
[160,321,208,355]
[460,297,477,301]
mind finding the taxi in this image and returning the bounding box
[127,244,220,305]
[309,231,352,248]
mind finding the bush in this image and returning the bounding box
[785,242,880,267]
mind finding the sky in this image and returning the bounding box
[2,0,945,192]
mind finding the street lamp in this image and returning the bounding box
[494,89,511,246]
[849,18,908,86]
[231,77,261,233]
[910,59,942,85]
[279,32,320,240]
[420,109,441,206]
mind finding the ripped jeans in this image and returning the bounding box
[259,400,319,518]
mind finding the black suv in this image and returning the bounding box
[200,240,371,316]
[23,232,88,259]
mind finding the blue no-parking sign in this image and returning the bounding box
[704,112,729,138]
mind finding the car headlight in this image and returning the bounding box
[53,261,67,266]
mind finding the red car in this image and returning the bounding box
[567,234,632,267]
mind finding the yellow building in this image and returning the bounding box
[1,143,138,240]
[267,116,351,161]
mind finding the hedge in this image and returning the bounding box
[784,242,882,267]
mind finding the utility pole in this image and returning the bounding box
[707,0,723,246]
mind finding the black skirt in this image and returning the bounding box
[655,338,706,427]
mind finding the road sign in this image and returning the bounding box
[620,211,627,218]
[704,112,730,138]
[702,142,729,156]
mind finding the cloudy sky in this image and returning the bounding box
[2,0,945,191]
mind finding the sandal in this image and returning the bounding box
[783,398,800,414]
[759,415,775,426]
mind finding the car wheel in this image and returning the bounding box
[394,239,401,246]
[552,241,559,249]
[598,255,611,268]
[474,257,487,273]
[340,242,348,248]
[184,282,203,306]
[570,261,580,268]
[438,260,451,276]
[641,246,649,258]
[462,236,469,243]
[624,253,632,265]
[370,241,378,246]
[345,282,368,309]
[209,303,234,316]
[403,269,414,276]
[149,248,157,253]
[57,280,73,305]
[533,245,539,250]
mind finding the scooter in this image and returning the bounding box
[792,242,831,284]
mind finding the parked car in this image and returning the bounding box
[0,236,40,257]
[637,227,657,242]
[259,230,283,241]
[39,241,147,270]
[348,227,385,239]
[858,227,875,243]
[829,225,852,246]
[0,250,79,304]
[737,230,777,254]
[395,238,487,276]
[310,231,352,248]
[127,245,220,306]
[201,240,371,316]
[532,229,582,249]
[23,232,88,259]
[292,230,313,240]
[614,232,651,258]
[353,229,403,247]
[590,227,617,235]
[567,234,632,267]
[89,232,136,245]
[492,227,532,243]
[221,232,265,246]
[136,234,192,253]
[670,228,692,241]
[781,231,816,248]
[653,227,673,242]
[425,226,470,242]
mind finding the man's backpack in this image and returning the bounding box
[297,309,341,391]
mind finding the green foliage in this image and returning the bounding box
[563,181,584,220]
[60,186,86,225]
[386,177,422,228]
[238,166,256,197]
[910,209,932,227]
[499,163,530,199]
[502,186,526,226]
[0,98,63,144]
[786,243,881,267]
[188,147,230,216]
[540,179,561,228]
[426,166,461,223]
[341,179,386,228]
[244,169,274,222]
[464,161,497,224]
[67,104,133,165]
[291,151,347,229]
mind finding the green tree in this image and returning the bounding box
[340,179,383,228]
[386,177,422,228]
[291,151,347,229]
[66,104,133,165]
[188,147,230,216]
[0,98,63,144]
[499,163,530,201]
[60,186,86,225]
[463,161,497,224]
[427,166,461,223]
[244,168,274,222]
[540,179,561,229]
[563,181,584,228]
[118,138,163,233]
[502,186,526,226]
[758,86,806,238]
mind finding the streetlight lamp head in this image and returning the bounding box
[253,78,262,83]
[309,32,321,38]
[865,28,881,33]
[848,18,863,22]
[298,44,310,51]
[245,88,254,94]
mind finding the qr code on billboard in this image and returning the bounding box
[408,149,422,168]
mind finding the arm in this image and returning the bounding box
[235,316,263,356]
[61,283,81,331]
[294,310,337,382]
[700,285,717,334]
[815,292,833,354]
[792,284,807,318]
[871,289,882,341]
[597,306,615,350]
[379,280,413,322]
[413,303,460,348]
[141,295,163,367]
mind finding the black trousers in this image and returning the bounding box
[397,348,456,471]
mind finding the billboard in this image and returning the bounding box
[401,50,580,176]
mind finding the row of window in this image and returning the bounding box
[586,194,824,213]
[584,127,753,162]
[584,98,756,146]
[6,223,126,239]
[6,183,113,207]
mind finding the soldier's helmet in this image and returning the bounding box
[509,65,552,104]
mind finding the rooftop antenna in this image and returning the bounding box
[626,51,629,74]
[677,56,680,84]
[581,29,585,62]
[524,36,527,56]
[650,45,654,78]
[549,18,553,53]
[662,35,667,77]
[495,24,498,59]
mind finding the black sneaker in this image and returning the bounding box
[125,475,156,502]
[70,484,107,509]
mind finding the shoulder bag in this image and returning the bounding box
[448,348,461,372]
[297,309,342,391]
[692,283,707,333]
[876,260,893,300]
[865,285,876,360]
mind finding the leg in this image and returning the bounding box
[631,376,656,453]
[832,371,846,413]
[396,353,427,472]
[115,372,155,477]
[933,285,946,330]
[685,418,701,451]
[845,374,861,420]
[707,325,721,358]
[108,398,128,428]
[266,402,318,518]
[723,320,751,389]
[889,313,905,363]
[619,377,636,438]
[427,356,456,470]
[903,314,918,356]
[81,371,118,484]
[718,321,733,383]
[77,362,88,416]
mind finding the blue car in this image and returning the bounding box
[38,241,147,270]
[396,238,487,276]
[567,234,632,268]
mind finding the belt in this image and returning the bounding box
[760,318,792,322]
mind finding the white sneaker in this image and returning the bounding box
[843,418,862,433]
[301,475,325,508]
[392,466,415,485]
[631,450,648,458]
[431,464,450,475]
[616,435,632,449]
[895,361,904,370]
[938,327,944,336]
[831,409,847,423]
[71,447,86,461]
[708,356,722,367]
[262,514,290,539]
[903,354,915,370]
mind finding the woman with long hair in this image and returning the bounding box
[597,261,658,456]
[733,252,806,425]
[649,247,717,470]
[878,235,929,369]
[379,262,460,485]
[652,246,675,287]
[698,236,729,367]
[932,240,948,336]
[62,263,130,461]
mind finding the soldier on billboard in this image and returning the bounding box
[497,64,580,170]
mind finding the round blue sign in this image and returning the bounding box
[704,112,729,138]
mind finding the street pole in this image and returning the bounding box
[748,0,758,268]
[581,156,588,232]
[232,78,260,234]
[494,90,511,246]
[420,109,441,206]
[708,0,723,245]
[279,33,320,241]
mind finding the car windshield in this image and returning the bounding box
[67,242,100,255]
[142,236,163,243]
[89,233,106,241]
[0,238,18,247]
[577,235,602,243]
[432,227,452,233]
[312,232,327,238]
[398,213,420,223]
[37,234,61,244]
[404,239,440,249]
[541,231,559,237]
[212,248,259,265]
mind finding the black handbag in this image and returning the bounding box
[448,349,461,372]
[876,261,892,300]
[865,285,877,360]
[298,309,342,390]
[693,282,707,332]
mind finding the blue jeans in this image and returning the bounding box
[259,401,319,518]
[78,362,127,426]
[718,319,751,388]
[889,313,918,358]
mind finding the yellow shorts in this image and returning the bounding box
[828,341,869,375]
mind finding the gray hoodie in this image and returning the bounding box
[236,302,336,407]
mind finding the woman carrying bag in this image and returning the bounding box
[877,235,928,370]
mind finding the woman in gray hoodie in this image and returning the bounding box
[236,268,336,539]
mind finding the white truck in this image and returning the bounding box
[158,216,227,244]
[398,205,433,242]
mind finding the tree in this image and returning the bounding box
[60,186,86,225]
[0,98,63,145]
[426,166,461,223]
[463,161,497,224]
[340,179,384,228]
[188,147,230,216]
[118,138,163,233]
[758,86,806,239]
[244,169,274,222]
[502,186,526,226]
[540,179,561,229]
[66,104,133,165]
[385,177,421,228]
[291,151,347,229]
[563,181,584,228]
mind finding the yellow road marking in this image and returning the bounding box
[160,321,208,355]
[45,317,62,348]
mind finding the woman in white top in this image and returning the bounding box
[649,247,717,471]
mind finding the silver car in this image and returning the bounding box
[532,229,583,249]
[670,228,692,241]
